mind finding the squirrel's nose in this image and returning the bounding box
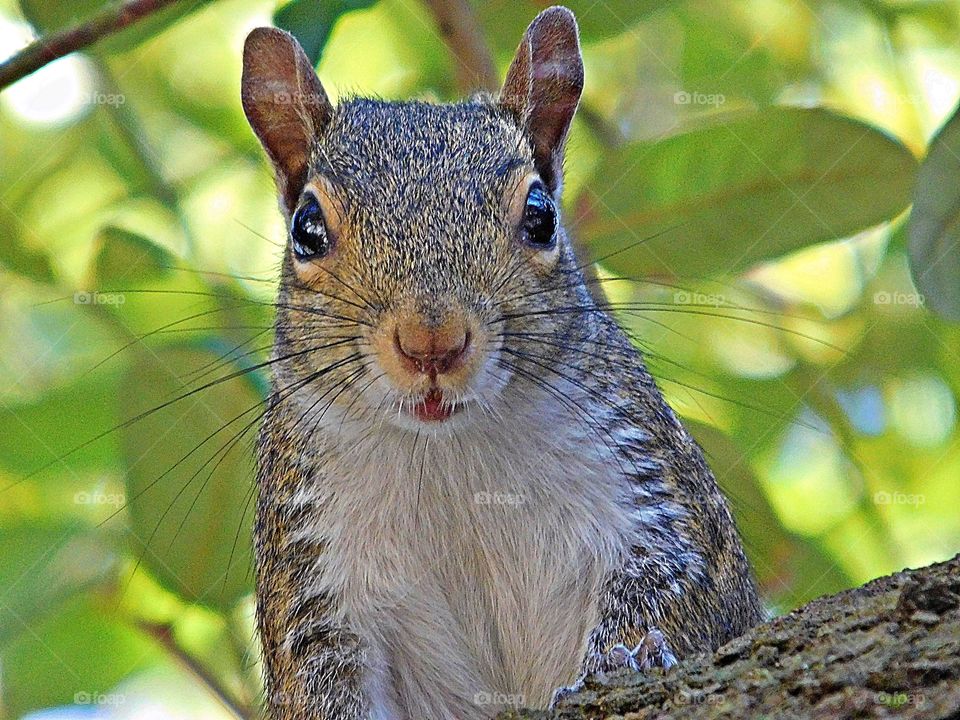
[394,318,471,377]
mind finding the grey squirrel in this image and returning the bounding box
[241,6,764,719]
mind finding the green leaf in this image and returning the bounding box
[274,0,377,66]
[81,226,222,341]
[0,217,54,282]
[18,0,215,54]
[686,421,851,610]
[475,0,676,52]
[92,226,175,289]
[1,596,155,718]
[0,201,55,283]
[0,372,120,477]
[908,101,960,322]
[119,345,262,610]
[579,108,918,278]
[673,3,805,105]
[18,0,102,33]
[0,524,118,646]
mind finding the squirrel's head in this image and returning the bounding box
[242,7,591,433]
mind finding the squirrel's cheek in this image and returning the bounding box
[528,242,561,270]
[289,257,336,288]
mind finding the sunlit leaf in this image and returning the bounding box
[908,101,960,322]
[119,344,262,610]
[1,596,155,718]
[579,107,918,278]
[674,2,811,105]
[92,226,175,288]
[274,0,377,66]
[82,227,223,342]
[475,0,677,53]
[0,372,120,477]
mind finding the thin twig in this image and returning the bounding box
[421,0,497,93]
[137,619,254,719]
[0,0,186,91]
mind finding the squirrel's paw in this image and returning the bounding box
[623,628,678,672]
[549,629,677,708]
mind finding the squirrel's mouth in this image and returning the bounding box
[410,388,457,423]
[410,387,459,422]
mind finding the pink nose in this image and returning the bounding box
[394,320,470,377]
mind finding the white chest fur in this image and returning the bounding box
[291,392,635,720]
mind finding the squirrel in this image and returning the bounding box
[241,6,764,719]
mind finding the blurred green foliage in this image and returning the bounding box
[1,0,959,717]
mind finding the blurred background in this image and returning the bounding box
[1,0,960,717]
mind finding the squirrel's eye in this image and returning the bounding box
[290,195,331,259]
[520,182,557,249]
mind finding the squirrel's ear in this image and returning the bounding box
[500,6,583,193]
[241,27,333,211]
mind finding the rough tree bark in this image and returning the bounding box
[501,554,960,720]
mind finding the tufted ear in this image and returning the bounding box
[241,27,333,212]
[499,6,583,194]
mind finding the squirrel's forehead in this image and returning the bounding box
[316,100,530,179]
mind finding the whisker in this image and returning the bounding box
[43,288,375,328]
[3,342,355,493]
[503,336,821,434]
[495,355,635,479]
[495,302,838,351]
[118,350,366,603]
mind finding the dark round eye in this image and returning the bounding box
[290,195,331,259]
[520,182,557,249]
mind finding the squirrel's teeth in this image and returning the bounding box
[411,388,453,422]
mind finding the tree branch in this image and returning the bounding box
[501,554,960,719]
[0,0,186,91]
[421,0,497,94]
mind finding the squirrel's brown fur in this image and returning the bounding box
[243,7,763,720]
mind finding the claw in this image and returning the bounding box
[632,628,677,671]
[549,628,676,709]
[548,681,581,709]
